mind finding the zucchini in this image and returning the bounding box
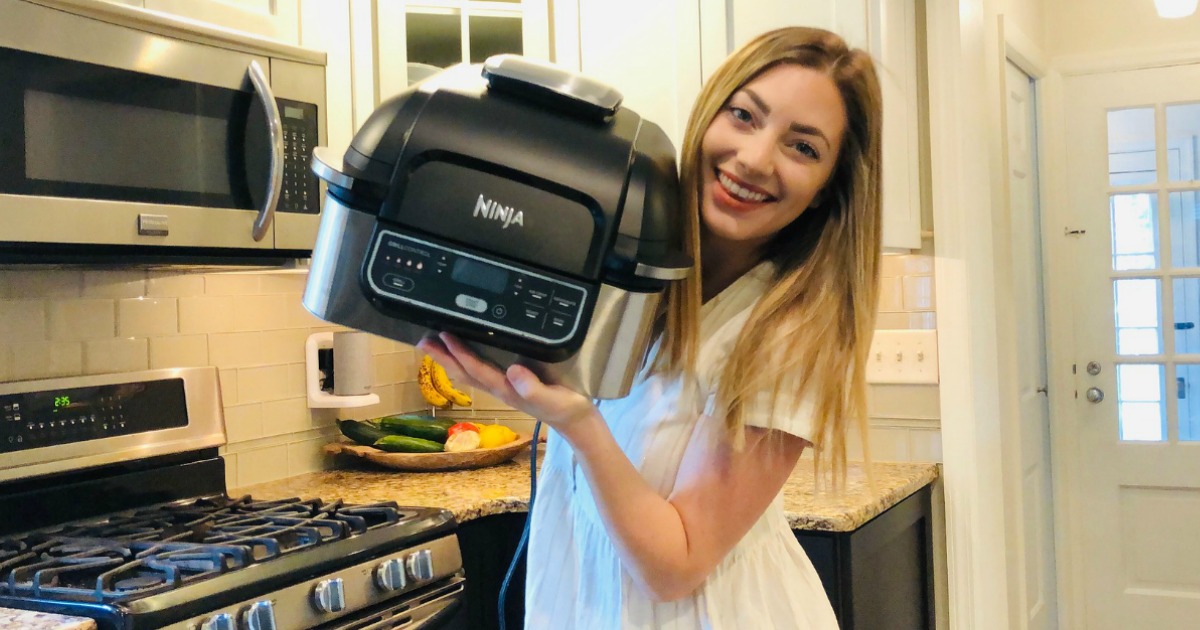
[338,420,391,446]
[378,415,454,443]
[373,434,445,454]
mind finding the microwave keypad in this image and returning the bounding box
[366,231,589,346]
[279,98,319,214]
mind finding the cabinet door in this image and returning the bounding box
[142,0,301,44]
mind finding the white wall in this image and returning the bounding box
[1047,0,1200,59]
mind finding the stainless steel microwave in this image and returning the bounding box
[0,0,327,263]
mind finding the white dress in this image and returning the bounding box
[524,263,839,629]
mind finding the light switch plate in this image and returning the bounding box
[865,329,939,384]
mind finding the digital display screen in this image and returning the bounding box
[452,258,509,294]
[283,105,305,120]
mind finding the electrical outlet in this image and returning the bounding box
[865,330,939,384]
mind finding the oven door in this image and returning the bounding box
[0,0,322,254]
[318,574,467,630]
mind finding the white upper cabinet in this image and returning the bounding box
[141,0,301,44]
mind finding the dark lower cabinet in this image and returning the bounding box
[459,483,935,630]
[794,484,936,630]
[457,511,529,630]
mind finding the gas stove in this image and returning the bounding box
[0,368,466,630]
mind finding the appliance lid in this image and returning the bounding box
[316,57,691,286]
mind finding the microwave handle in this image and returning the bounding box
[247,60,283,242]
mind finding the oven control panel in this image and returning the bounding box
[364,230,591,347]
[0,378,187,453]
[279,97,320,215]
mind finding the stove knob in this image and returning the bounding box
[405,549,435,582]
[197,613,235,630]
[374,557,407,591]
[312,577,347,613]
[243,600,277,630]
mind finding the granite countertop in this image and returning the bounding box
[0,609,96,630]
[234,451,938,532]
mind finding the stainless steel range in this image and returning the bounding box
[0,367,465,630]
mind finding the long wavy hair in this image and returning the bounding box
[652,27,883,483]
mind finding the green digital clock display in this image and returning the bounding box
[53,395,70,410]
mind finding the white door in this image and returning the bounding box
[1061,62,1200,629]
[1005,60,1057,630]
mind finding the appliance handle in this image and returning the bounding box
[247,59,283,242]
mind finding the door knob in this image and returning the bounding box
[1085,387,1105,403]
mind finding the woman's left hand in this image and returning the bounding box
[416,333,600,438]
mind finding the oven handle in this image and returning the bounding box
[247,59,283,242]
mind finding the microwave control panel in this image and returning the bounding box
[279,97,320,214]
[365,230,591,346]
[0,378,187,453]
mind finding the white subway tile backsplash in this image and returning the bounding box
[224,403,265,443]
[5,270,82,299]
[262,398,312,436]
[179,296,237,334]
[149,335,209,368]
[260,273,308,295]
[0,300,47,340]
[6,341,83,380]
[82,270,146,298]
[902,275,936,311]
[48,299,115,341]
[235,443,291,486]
[259,330,309,364]
[286,363,306,399]
[219,368,239,406]
[878,277,904,312]
[238,365,291,403]
[909,428,943,462]
[205,274,262,296]
[234,295,290,332]
[209,332,267,368]
[84,337,149,373]
[288,437,332,476]
[147,272,206,298]
[285,299,327,329]
[118,298,178,337]
[374,352,403,384]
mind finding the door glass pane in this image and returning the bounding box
[1166,103,1200,182]
[1117,363,1165,441]
[1108,107,1157,186]
[1169,190,1200,267]
[1176,364,1200,441]
[407,12,463,68]
[468,15,523,63]
[1111,193,1159,270]
[1174,278,1200,353]
[1114,279,1162,355]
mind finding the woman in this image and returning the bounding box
[420,26,882,629]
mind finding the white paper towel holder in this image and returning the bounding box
[305,332,380,408]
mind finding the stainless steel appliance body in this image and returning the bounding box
[0,0,327,263]
[303,57,691,399]
[0,368,467,630]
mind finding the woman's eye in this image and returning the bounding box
[728,107,753,124]
[792,141,820,160]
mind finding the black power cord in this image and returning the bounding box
[497,419,542,630]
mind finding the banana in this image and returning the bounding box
[424,355,473,407]
[417,357,452,409]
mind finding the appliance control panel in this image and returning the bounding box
[0,378,187,453]
[279,97,320,215]
[364,230,591,346]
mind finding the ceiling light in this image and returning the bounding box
[1156,0,1198,18]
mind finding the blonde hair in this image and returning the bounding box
[653,27,883,484]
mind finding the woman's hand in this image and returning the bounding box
[415,333,601,440]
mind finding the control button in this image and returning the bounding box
[492,305,507,318]
[198,613,236,630]
[243,600,277,630]
[455,294,488,314]
[374,557,407,592]
[312,577,346,613]
[382,274,415,292]
[551,294,580,311]
[405,549,435,582]
[526,289,550,306]
[523,307,546,327]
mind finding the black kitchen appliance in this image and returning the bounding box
[0,368,465,629]
[303,55,692,398]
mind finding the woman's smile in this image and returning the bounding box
[712,169,778,211]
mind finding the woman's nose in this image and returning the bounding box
[735,133,775,178]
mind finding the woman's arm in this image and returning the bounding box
[419,333,807,602]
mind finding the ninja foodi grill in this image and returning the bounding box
[303,55,691,399]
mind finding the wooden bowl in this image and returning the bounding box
[324,433,534,472]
